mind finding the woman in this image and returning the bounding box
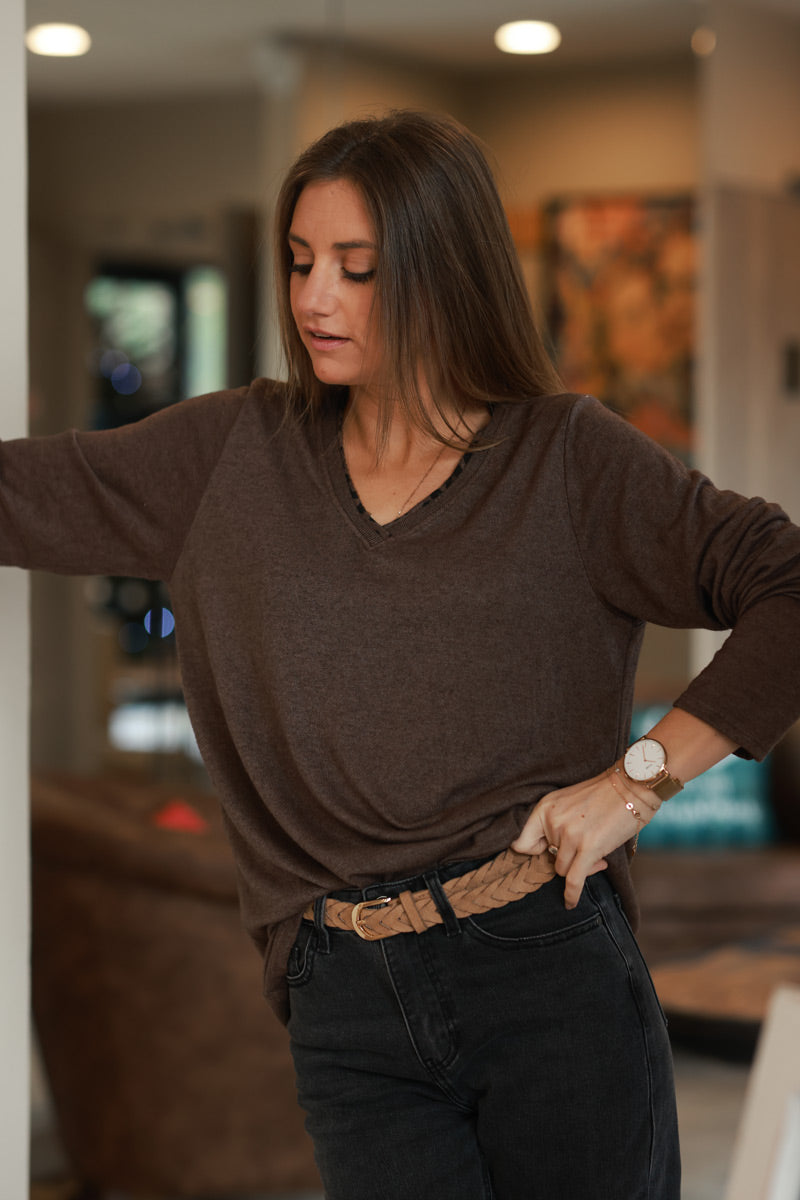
[3,110,800,1198]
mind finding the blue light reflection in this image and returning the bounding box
[144,607,176,638]
[110,362,143,395]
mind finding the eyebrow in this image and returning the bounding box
[288,233,377,251]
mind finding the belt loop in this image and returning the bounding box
[313,895,331,954]
[423,871,461,937]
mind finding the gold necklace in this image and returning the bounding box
[396,443,448,516]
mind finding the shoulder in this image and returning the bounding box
[498,391,615,457]
[70,379,294,479]
[519,391,644,441]
[500,392,697,505]
[179,376,287,428]
[538,392,688,474]
[139,377,291,447]
[499,391,603,435]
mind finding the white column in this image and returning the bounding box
[0,1,30,1196]
[693,0,800,675]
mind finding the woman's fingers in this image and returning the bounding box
[511,771,641,907]
[511,787,582,858]
[510,801,550,854]
[562,852,609,908]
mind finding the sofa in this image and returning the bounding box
[30,772,321,1197]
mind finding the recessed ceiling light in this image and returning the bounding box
[494,20,562,56]
[25,23,92,57]
[691,26,717,57]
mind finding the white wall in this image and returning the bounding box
[464,58,699,205]
[700,187,800,519]
[0,0,30,1195]
[703,0,800,191]
[295,43,465,150]
[698,0,800,496]
[28,92,264,246]
[694,1,800,672]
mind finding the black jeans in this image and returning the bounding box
[287,860,680,1200]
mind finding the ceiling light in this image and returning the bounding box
[691,26,717,57]
[494,20,562,56]
[25,23,92,57]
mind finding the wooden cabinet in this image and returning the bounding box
[633,849,800,965]
[633,850,800,1040]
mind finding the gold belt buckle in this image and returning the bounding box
[351,896,392,940]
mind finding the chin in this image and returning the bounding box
[307,357,361,388]
[311,365,357,388]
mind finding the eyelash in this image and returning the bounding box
[289,263,376,285]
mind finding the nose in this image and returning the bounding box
[293,262,337,318]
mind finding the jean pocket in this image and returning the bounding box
[286,921,318,987]
[463,876,602,948]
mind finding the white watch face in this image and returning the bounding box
[624,738,666,782]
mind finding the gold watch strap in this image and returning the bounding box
[647,770,684,802]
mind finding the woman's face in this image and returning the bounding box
[289,178,384,397]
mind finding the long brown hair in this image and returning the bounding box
[274,109,561,447]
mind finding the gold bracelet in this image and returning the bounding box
[607,769,647,825]
[610,765,659,814]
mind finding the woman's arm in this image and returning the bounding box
[512,708,738,909]
[564,397,800,762]
[0,387,248,580]
[515,396,800,908]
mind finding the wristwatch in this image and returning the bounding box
[622,737,684,802]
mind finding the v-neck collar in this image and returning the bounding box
[316,398,509,547]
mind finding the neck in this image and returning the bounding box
[344,388,489,467]
[339,390,491,526]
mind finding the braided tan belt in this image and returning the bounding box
[302,848,556,941]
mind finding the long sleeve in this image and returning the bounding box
[0,386,250,581]
[564,394,800,758]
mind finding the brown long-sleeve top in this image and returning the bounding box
[3,378,800,1021]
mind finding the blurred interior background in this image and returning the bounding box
[14,0,800,1196]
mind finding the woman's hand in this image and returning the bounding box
[512,714,739,909]
[510,768,651,909]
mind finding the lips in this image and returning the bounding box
[306,327,350,351]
